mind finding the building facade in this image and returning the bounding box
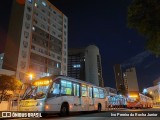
[68,45,104,87]
[113,64,123,90]
[123,67,139,95]
[146,85,160,106]
[0,53,4,69]
[153,77,160,86]
[3,0,68,82]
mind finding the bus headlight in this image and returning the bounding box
[45,105,49,109]
[37,102,43,106]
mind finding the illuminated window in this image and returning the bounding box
[61,80,72,95]
[99,89,104,98]
[73,64,81,68]
[73,83,80,96]
[89,87,92,98]
[82,85,87,97]
[32,26,35,31]
[34,3,38,7]
[28,0,32,3]
[93,87,99,98]
[42,1,46,6]
[57,63,59,68]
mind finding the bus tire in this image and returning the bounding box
[59,103,69,117]
[97,104,101,112]
[41,113,48,118]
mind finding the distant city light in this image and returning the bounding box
[32,26,35,31]
[73,64,81,68]
[143,88,147,94]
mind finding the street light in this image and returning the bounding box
[29,74,33,80]
[143,88,147,94]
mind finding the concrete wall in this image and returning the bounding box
[0,101,9,111]
[124,67,139,93]
[0,69,15,76]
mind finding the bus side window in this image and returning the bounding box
[52,83,60,94]
[99,89,104,98]
[93,87,99,98]
[61,80,72,96]
[77,84,80,97]
[89,87,92,98]
[82,85,87,97]
[73,83,80,97]
[48,82,60,98]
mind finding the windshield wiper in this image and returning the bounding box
[23,86,37,100]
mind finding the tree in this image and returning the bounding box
[0,74,22,103]
[128,0,160,56]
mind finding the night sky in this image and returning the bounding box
[1,0,160,91]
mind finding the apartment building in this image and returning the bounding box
[3,0,68,82]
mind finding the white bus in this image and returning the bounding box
[19,75,106,116]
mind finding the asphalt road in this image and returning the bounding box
[5,108,160,120]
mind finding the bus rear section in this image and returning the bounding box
[127,93,153,109]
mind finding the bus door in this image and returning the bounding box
[81,85,89,111]
[73,83,81,111]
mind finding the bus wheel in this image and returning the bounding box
[59,103,69,116]
[97,104,101,112]
[41,113,48,118]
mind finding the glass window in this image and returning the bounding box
[82,85,87,97]
[89,87,92,98]
[77,84,80,96]
[61,80,72,95]
[93,87,99,98]
[73,83,80,97]
[48,81,60,98]
[25,22,30,29]
[99,89,104,98]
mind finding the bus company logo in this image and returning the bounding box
[2,112,11,117]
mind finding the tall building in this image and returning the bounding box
[2,0,68,82]
[123,67,139,95]
[68,48,85,80]
[0,53,4,69]
[113,64,123,90]
[68,45,104,87]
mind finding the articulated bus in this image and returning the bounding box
[19,76,106,116]
[127,93,153,109]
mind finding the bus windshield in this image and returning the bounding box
[23,85,49,99]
